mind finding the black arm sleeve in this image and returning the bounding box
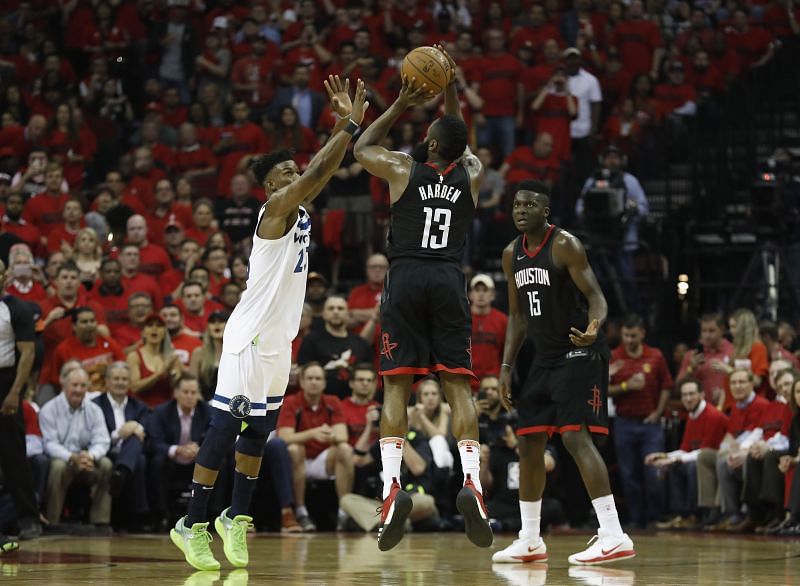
[6,296,35,342]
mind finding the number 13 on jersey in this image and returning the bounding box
[527,291,541,316]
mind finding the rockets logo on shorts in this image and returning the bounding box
[229,395,252,419]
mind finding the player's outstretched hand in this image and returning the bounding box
[324,75,352,118]
[398,75,435,108]
[498,365,513,411]
[434,43,457,85]
[569,318,599,347]
[351,78,369,125]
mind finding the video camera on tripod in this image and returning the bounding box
[580,168,636,249]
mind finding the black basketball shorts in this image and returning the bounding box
[516,347,609,437]
[379,259,474,378]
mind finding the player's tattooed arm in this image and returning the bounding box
[498,241,527,409]
[554,232,608,346]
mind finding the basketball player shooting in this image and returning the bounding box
[492,181,636,565]
[170,76,369,572]
[353,45,493,551]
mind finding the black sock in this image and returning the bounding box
[186,482,214,526]
[229,471,258,518]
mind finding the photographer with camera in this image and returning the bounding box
[576,144,649,313]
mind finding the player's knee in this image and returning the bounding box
[560,428,589,455]
[236,432,267,457]
[196,424,239,469]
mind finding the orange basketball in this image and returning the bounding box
[401,46,451,96]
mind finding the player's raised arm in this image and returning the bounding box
[353,76,431,197]
[261,76,369,224]
[554,232,608,345]
[499,241,527,409]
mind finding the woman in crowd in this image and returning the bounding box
[127,313,182,408]
[775,373,800,535]
[46,103,91,189]
[229,255,249,290]
[270,105,319,169]
[408,378,454,472]
[70,227,103,288]
[189,311,227,402]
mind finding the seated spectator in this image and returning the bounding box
[726,9,774,71]
[125,214,171,279]
[728,308,770,397]
[46,198,86,256]
[88,259,127,331]
[127,313,182,409]
[698,369,770,530]
[202,247,229,298]
[4,243,47,304]
[122,147,166,212]
[93,362,150,527]
[173,123,217,180]
[184,199,217,248]
[113,292,153,352]
[0,193,43,254]
[678,313,735,409]
[278,363,354,532]
[178,280,215,335]
[50,306,125,395]
[341,363,381,449]
[646,378,728,530]
[161,238,200,298]
[146,375,211,527]
[477,375,516,448]
[760,321,800,368]
[270,106,319,169]
[347,253,387,337]
[602,98,642,158]
[189,310,228,402]
[408,378,455,477]
[160,304,201,371]
[21,162,70,233]
[776,376,800,535]
[118,244,163,310]
[9,148,63,200]
[297,296,373,399]
[469,275,507,391]
[654,61,697,120]
[215,174,261,253]
[219,281,242,313]
[22,399,49,509]
[499,132,560,190]
[145,179,194,246]
[70,228,102,287]
[40,366,112,530]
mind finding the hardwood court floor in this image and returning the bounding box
[2,531,799,585]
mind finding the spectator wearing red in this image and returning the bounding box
[121,147,167,211]
[531,67,577,162]
[49,306,124,392]
[88,258,128,332]
[160,87,188,128]
[173,123,217,180]
[161,237,198,298]
[230,35,280,108]
[184,199,216,247]
[726,9,775,71]
[673,9,715,55]
[500,132,560,189]
[629,73,659,129]
[0,114,47,163]
[654,61,698,120]
[510,4,561,58]
[10,150,71,201]
[602,98,642,156]
[178,281,213,335]
[341,363,381,448]
[22,162,70,233]
[521,39,563,110]
[270,106,319,170]
[146,179,194,247]
[450,31,484,85]
[678,313,736,409]
[687,50,727,101]
[609,0,664,77]
[725,309,770,399]
[118,244,163,310]
[348,254,388,337]
[113,292,153,353]
[597,50,631,111]
[46,198,86,256]
[4,243,47,304]
[202,246,229,298]
[125,214,171,279]
[469,274,508,391]
[46,103,94,190]
[160,304,201,370]
[762,0,800,40]
[39,262,109,363]
[214,100,269,196]
[708,30,742,82]
[476,28,523,159]
[138,119,175,171]
[0,192,42,253]
[760,322,800,368]
[127,313,183,409]
[277,363,353,531]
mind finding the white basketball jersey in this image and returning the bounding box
[222,205,311,354]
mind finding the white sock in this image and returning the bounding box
[380,437,404,499]
[457,439,482,493]
[296,505,308,518]
[519,500,541,542]
[592,494,624,537]
[338,508,348,521]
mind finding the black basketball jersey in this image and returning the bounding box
[386,161,475,263]
[512,226,607,365]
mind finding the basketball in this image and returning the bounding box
[401,46,452,96]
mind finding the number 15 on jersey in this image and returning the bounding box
[527,291,541,317]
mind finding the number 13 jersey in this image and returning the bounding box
[222,205,311,354]
[512,226,605,366]
[387,161,475,263]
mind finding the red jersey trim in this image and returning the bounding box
[517,425,558,436]
[430,363,477,379]
[424,161,457,176]
[517,424,609,436]
[380,366,430,376]
[522,225,556,258]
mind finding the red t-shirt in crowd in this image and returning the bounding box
[217,122,270,196]
[479,53,523,117]
[146,205,194,248]
[136,242,171,279]
[114,322,143,350]
[610,19,663,76]
[277,392,346,459]
[759,399,793,440]
[22,191,71,232]
[172,331,202,367]
[121,272,163,309]
[45,223,83,255]
[727,394,770,438]
[503,147,560,185]
[175,299,223,334]
[611,343,674,419]
[510,24,562,57]
[687,65,726,97]
[348,281,382,336]
[0,125,39,160]
[727,26,773,70]
[173,145,217,176]
[39,294,107,357]
[5,280,48,305]
[49,334,124,391]
[678,339,735,406]
[87,285,130,330]
[680,402,729,452]
[535,93,575,161]
[0,217,42,252]
[654,83,697,119]
[124,168,168,210]
[340,397,380,447]
[471,308,508,389]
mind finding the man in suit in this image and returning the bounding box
[267,64,324,130]
[93,361,150,525]
[146,375,211,525]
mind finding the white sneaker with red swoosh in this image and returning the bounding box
[491,537,548,563]
[568,531,635,565]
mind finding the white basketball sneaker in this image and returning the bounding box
[568,530,635,565]
[491,536,548,563]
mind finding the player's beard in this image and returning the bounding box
[411,140,430,163]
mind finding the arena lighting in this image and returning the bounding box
[677,274,689,299]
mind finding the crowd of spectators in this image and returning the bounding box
[1,0,800,540]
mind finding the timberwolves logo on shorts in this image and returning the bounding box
[229,395,252,419]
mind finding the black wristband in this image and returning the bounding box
[343,119,360,135]
[353,447,367,456]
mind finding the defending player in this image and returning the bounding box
[353,46,493,551]
[170,77,369,571]
[492,181,635,565]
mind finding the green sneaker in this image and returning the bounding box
[170,517,220,571]
[214,507,253,568]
